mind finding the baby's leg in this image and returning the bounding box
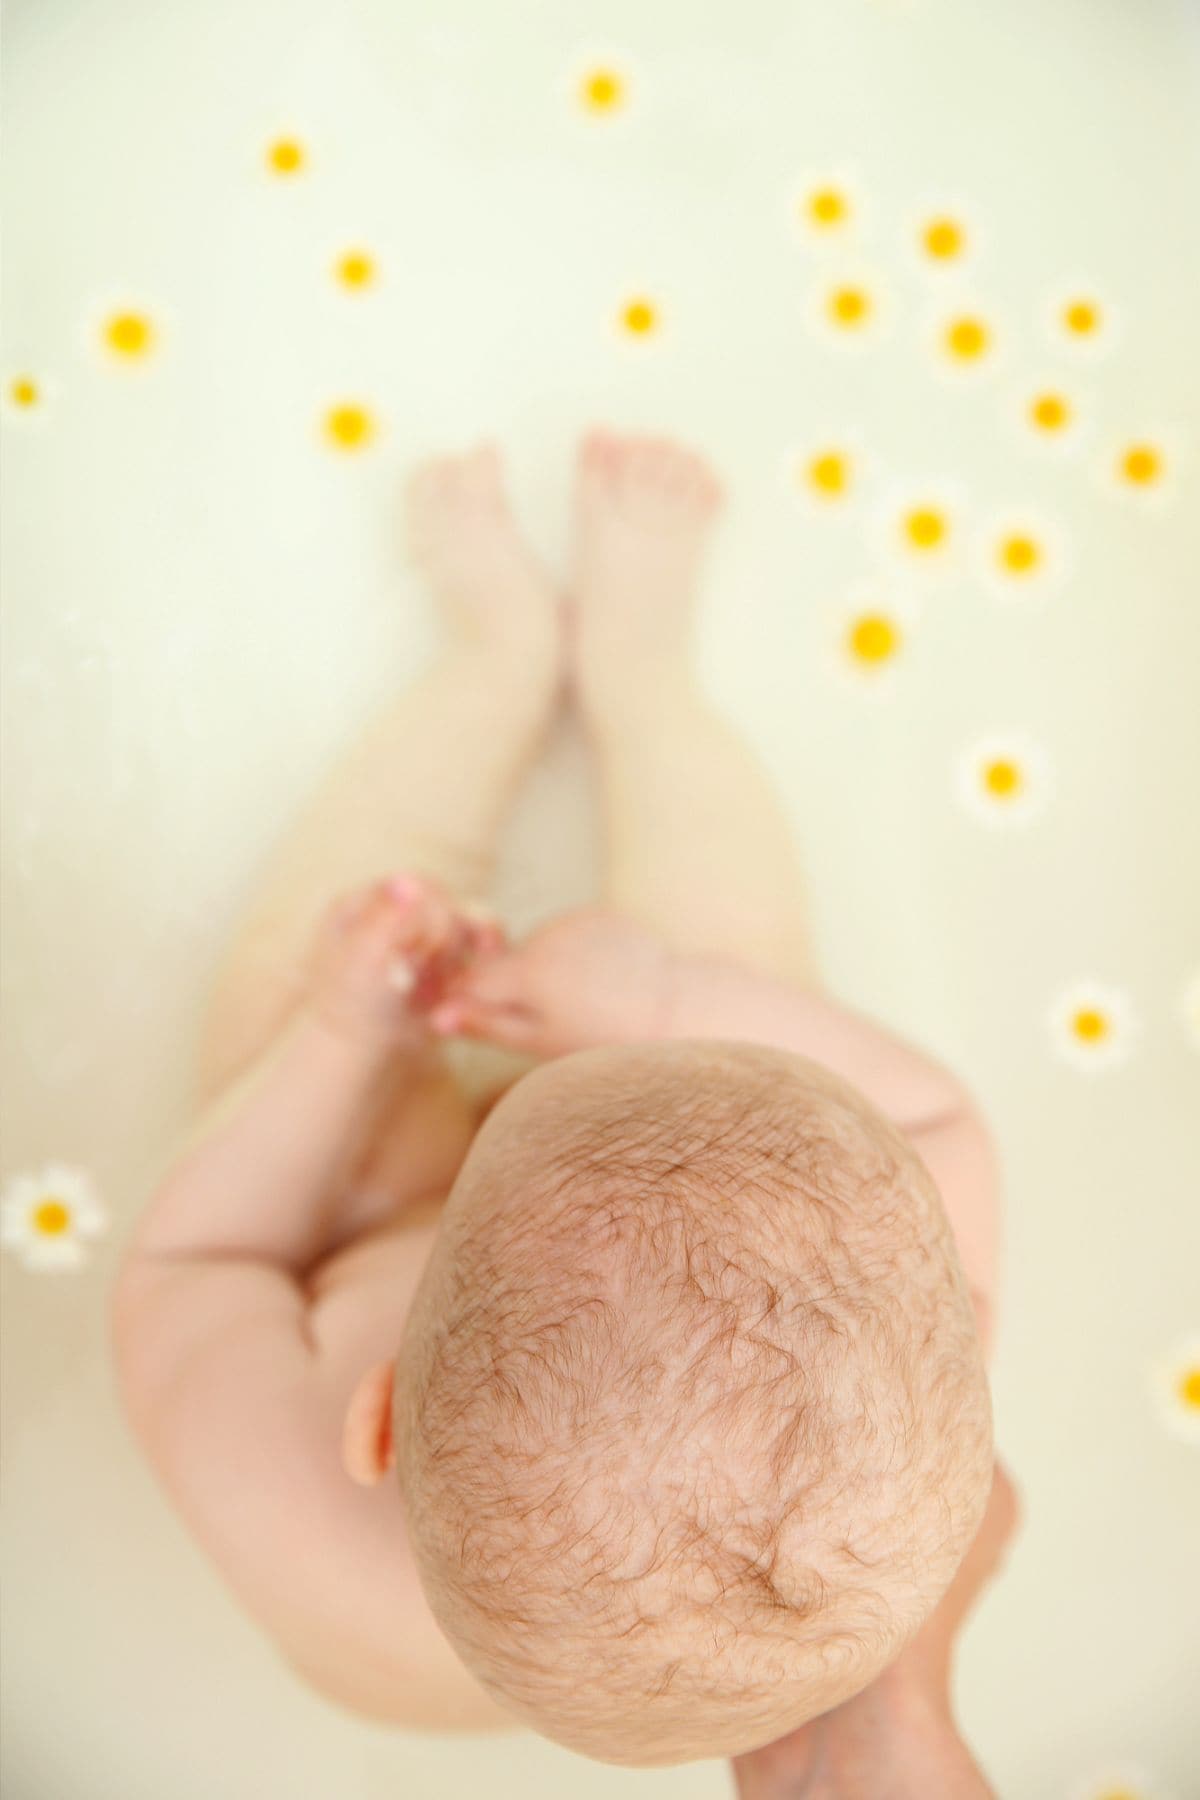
[197,447,563,1087]
[570,431,816,984]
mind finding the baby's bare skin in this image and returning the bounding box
[112,437,1008,1787]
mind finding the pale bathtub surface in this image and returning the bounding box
[2,0,1199,1794]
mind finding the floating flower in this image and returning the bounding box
[1047,980,1138,1070]
[956,734,1050,827]
[575,58,631,115]
[875,482,964,577]
[1068,1764,1166,1800]
[94,303,160,364]
[1,1163,108,1271]
[809,271,888,347]
[1014,380,1085,454]
[616,293,662,339]
[1100,429,1182,509]
[266,135,308,176]
[1149,1334,1200,1446]
[841,606,907,676]
[334,248,378,290]
[828,588,919,690]
[793,171,861,243]
[321,402,379,451]
[788,437,864,510]
[909,199,976,271]
[3,372,53,421]
[930,303,1000,376]
[977,510,1068,602]
[1047,285,1118,356]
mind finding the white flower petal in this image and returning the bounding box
[22,1234,89,1272]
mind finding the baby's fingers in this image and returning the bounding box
[428,994,543,1051]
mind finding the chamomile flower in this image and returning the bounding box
[321,401,380,452]
[976,510,1068,603]
[1099,428,1182,510]
[929,302,1001,379]
[332,247,379,290]
[614,292,663,340]
[88,298,164,367]
[0,1163,108,1271]
[1068,1765,1167,1800]
[787,436,866,512]
[1013,379,1086,455]
[831,590,919,689]
[792,170,861,245]
[3,371,54,423]
[1148,1334,1200,1446]
[875,481,964,579]
[264,134,309,177]
[808,270,889,348]
[1046,284,1119,357]
[570,53,635,118]
[1047,980,1138,1071]
[1179,970,1200,1048]
[909,199,977,273]
[956,734,1050,827]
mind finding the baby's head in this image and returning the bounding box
[395,1040,992,1767]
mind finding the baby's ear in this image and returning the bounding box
[341,1360,397,1486]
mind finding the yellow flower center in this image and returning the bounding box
[1178,1367,1200,1410]
[34,1199,70,1236]
[10,375,40,407]
[582,68,625,111]
[1072,1007,1110,1042]
[324,403,376,450]
[336,250,376,288]
[983,758,1022,798]
[923,217,964,260]
[622,297,658,335]
[1000,534,1041,575]
[905,508,946,550]
[808,451,850,496]
[829,285,870,327]
[1031,392,1070,432]
[1121,444,1162,486]
[808,187,848,228]
[104,312,155,358]
[1064,298,1100,336]
[848,615,900,664]
[1096,1789,1139,1800]
[268,137,306,174]
[945,315,989,361]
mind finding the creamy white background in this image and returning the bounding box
[2,0,1198,1795]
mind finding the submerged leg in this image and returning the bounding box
[569,429,816,985]
[197,445,565,1092]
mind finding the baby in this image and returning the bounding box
[111,432,1003,1782]
[394,909,996,1768]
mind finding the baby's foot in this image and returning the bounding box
[569,430,724,720]
[406,444,562,685]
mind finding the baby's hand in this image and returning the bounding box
[427,905,674,1059]
[304,873,507,1053]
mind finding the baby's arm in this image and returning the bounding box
[661,952,1000,1352]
